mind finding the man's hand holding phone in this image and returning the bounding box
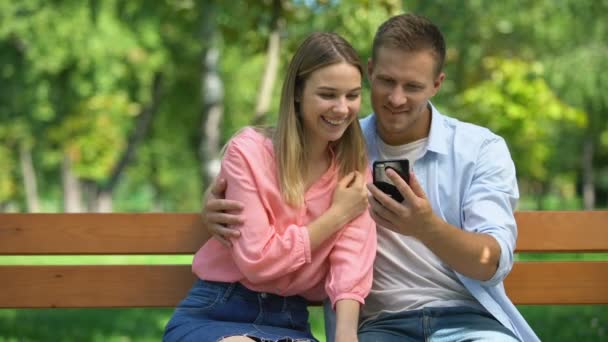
[372,159,410,202]
[367,162,437,239]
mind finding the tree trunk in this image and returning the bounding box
[62,155,83,213]
[199,2,224,188]
[581,136,595,209]
[251,0,283,125]
[82,180,97,212]
[536,180,551,210]
[95,72,163,212]
[79,181,111,212]
[19,145,40,212]
[96,190,113,213]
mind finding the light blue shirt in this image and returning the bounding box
[325,104,539,342]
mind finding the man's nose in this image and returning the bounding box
[388,87,407,107]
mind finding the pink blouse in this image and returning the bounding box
[193,127,376,306]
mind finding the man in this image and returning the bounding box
[203,13,539,342]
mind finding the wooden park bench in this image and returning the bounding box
[0,211,607,309]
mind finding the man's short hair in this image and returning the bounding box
[372,13,446,76]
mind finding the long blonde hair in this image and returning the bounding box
[273,32,368,207]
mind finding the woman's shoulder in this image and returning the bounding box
[225,127,274,160]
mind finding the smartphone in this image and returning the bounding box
[373,159,410,202]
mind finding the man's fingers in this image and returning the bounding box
[407,172,427,199]
[213,235,232,248]
[368,199,398,230]
[368,195,391,219]
[212,224,241,238]
[210,178,228,196]
[367,183,404,213]
[206,199,244,213]
[386,168,416,202]
[206,213,244,231]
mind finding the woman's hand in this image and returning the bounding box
[306,171,369,250]
[331,171,369,224]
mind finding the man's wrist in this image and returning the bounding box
[413,212,443,243]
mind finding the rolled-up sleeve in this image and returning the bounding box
[462,136,519,287]
[325,170,377,308]
[221,136,312,284]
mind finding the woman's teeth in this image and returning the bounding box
[323,116,346,126]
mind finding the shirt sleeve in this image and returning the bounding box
[462,136,519,287]
[325,169,377,308]
[221,134,312,284]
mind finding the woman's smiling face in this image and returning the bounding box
[298,62,362,146]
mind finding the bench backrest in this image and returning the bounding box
[0,211,606,308]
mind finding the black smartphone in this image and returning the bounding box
[373,159,410,202]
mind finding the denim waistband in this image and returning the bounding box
[199,279,309,309]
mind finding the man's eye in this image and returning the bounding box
[378,78,393,85]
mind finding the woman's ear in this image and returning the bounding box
[294,88,302,103]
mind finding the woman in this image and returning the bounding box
[163,32,376,342]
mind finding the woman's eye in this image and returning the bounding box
[319,93,335,99]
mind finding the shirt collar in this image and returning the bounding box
[361,102,451,159]
[426,102,450,155]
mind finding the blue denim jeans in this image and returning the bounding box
[324,301,520,341]
[163,279,318,342]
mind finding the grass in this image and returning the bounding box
[1,305,606,341]
[0,308,171,342]
[0,308,327,342]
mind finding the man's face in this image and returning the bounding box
[368,47,444,145]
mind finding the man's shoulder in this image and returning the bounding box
[438,111,502,144]
[358,114,377,139]
[359,113,375,126]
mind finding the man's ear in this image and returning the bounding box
[432,72,446,95]
[367,58,375,80]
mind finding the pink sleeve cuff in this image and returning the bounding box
[331,292,365,310]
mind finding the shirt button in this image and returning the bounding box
[260,292,268,299]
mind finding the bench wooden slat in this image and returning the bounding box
[514,211,608,252]
[504,261,608,304]
[0,265,196,308]
[0,214,208,255]
[1,261,606,308]
[1,212,606,308]
[0,212,605,255]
